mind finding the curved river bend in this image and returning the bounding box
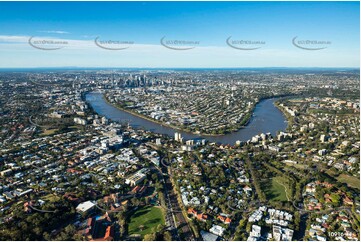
[86,92,287,144]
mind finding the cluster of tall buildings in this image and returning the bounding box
[174,132,183,142]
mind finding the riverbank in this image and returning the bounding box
[274,100,293,130]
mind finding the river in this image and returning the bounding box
[85,92,287,144]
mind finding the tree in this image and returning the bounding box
[294,211,301,231]
[143,233,157,241]
[43,232,51,241]
[330,193,341,206]
[163,231,172,241]
[157,224,165,232]
[131,197,140,206]
[238,219,247,230]
[246,222,252,232]
[151,173,158,181]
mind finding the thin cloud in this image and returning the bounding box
[0,35,30,43]
[38,30,70,34]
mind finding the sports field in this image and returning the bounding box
[264,176,291,202]
[127,206,165,236]
[337,174,360,189]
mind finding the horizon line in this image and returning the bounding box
[0,66,359,70]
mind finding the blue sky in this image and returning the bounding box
[0,1,359,68]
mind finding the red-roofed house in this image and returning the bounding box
[343,196,353,206]
[217,215,232,224]
[197,213,208,222]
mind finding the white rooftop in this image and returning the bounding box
[76,200,95,213]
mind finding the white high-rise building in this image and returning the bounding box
[174,132,183,142]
